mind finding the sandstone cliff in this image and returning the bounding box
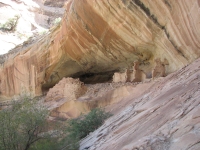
[0,0,200,98]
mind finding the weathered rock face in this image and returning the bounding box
[80,57,200,150]
[0,0,200,98]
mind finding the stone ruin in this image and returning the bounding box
[113,58,169,83]
[112,69,128,83]
[112,61,146,83]
[128,61,147,82]
[152,58,168,79]
[45,77,87,102]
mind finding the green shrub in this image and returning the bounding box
[29,138,62,150]
[65,108,112,150]
[0,15,19,32]
[0,97,112,150]
[0,96,54,150]
[38,29,48,35]
[53,17,61,25]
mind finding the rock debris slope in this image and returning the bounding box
[0,0,200,98]
[80,58,200,150]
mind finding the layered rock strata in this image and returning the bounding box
[80,57,200,150]
[0,0,200,98]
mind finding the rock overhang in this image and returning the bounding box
[0,0,199,98]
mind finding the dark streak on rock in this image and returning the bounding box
[164,0,172,10]
[107,0,118,13]
[131,0,187,60]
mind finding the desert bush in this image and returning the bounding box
[38,29,48,35]
[29,138,62,150]
[53,17,61,25]
[65,108,112,150]
[0,15,19,32]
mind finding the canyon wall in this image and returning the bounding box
[0,0,200,99]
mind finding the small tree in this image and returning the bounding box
[0,97,50,150]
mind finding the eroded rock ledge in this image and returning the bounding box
[0,0,200,98]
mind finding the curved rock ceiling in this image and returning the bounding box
[0,0,200,98]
